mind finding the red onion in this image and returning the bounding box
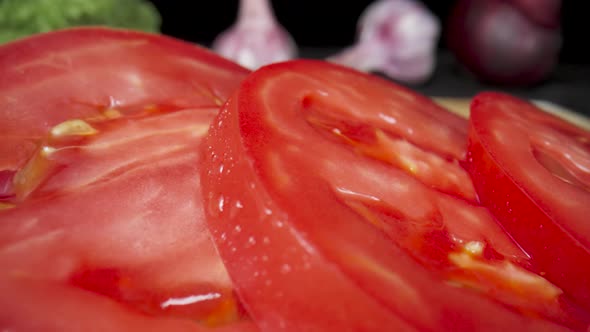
[328,0,440,84]
[212,0,297,69]
[447,0,562,85]
[510,0,561,28]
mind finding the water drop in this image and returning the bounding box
[262,236,270,245]
[261,255,269,262]
[280,264,291,274]
[264,208,272,215]
[234,225,242,233]
[274,220,284,228]
[41,146,57,157]
[218,195,225,212]
[219,232,227,242]
[219,164,224,174]
[235,200,243,209]
[231,247,237,253]
[248,236,256,246]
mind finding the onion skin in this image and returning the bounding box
[511,0,561,28]
[212,0,296,70]
[447,0,562,85]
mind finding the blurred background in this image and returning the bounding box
[152,0,590,116]
[149,0,587,65]
[0,0,587,115]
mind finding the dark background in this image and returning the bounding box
[148,0,588,64]
[147,1,590,115]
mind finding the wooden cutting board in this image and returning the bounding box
[433,97,590,131]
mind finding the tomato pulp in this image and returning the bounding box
[0,27,256,331]
[466,92,590,313]
[201,60,583,331]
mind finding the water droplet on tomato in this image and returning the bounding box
[219,164,224,174]
[262,236,270,245]
[218,195,225,213]
[219,232,227,242]
[264,208,273,215]
[248,236,256,246]
[234,225,242,233]
[280,264,291,274]
[274,220,284,228]
[261,255,269,262]
[41,146,57,157]
[235,200,243,209]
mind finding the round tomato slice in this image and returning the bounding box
[201,60,582,331]
[0,27,249,198]
[0,28,254,330]
[466,92,590,313]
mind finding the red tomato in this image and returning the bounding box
[466,92,590,313]
[201,60,581,331]
[0,27,248,197]
[0,28,255,331]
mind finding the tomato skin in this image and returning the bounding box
[201,60,575,331]
[466,92,590,313]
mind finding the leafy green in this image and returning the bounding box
[0,0,161,44]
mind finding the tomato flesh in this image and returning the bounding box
[0,28,254,331]
[466,92,590,313]
[0,27,248,188]
[201,60,579,331]
[0,106,243,328]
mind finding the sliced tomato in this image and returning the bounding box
[466,92,590,313]
[0,27,248,197]
[201,60,582,331]
[0,28,254,330]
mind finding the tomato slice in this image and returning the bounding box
[201,60,581,331]
[0,27,248,195]
[466,92,590,313]
[0,28,254,330]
